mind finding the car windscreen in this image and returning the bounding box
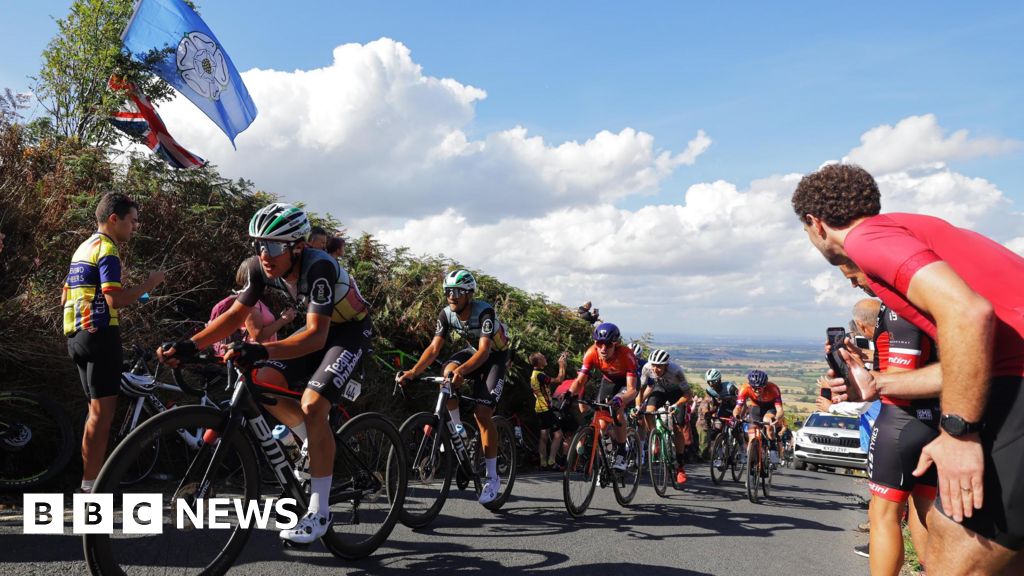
[805,413,859,430]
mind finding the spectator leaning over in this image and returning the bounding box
[793,163,1024,574]
[62,192,165,493]
[326,235,345,260]
[529,351,568,470]
[308,225,328,251]
[211,256,296,350]
[577,301,599,323]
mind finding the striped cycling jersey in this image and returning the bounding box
[63,233,123,335]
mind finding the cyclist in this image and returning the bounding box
[704,369,740,421]
[636,349,692,484]
[396,269,512,505]
[63,192,165,494]
[628,342,646,376]
[159,203,373,544]
[568,322,638,471]
[733,369,785,466]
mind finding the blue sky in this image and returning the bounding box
[4,1,1024,338]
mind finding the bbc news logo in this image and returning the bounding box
[22,494,300,534]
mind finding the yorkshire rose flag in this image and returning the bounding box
[108,76,206,169]
[121,0,257,146]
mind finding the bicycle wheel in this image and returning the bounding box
[110,400,162,486]
[321,412,405,560]
[648,430,668,497]
[708,433,728,486]
[477,416,517,511]
[613,427,641,506]
[745,440,761,504]
[729,434,744,483]
[84,405,258,576]
[761,441,773,499]
[0,391,74,491]
[563,426,598,517]
[391,411,452,528]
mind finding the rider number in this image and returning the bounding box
[343,380,362,402]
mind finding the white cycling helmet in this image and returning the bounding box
[705,368,722,383]
[648,349,670,365]
[627,342,643,357]
[248,203,311,242]
[443,269,477,291]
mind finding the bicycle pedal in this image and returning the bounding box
[280,539,312,549]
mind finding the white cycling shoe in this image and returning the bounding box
[280,511,331,544]
[612,454,628,471]
[478,479,501,505]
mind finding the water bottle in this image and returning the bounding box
[138,292,150,304]
[272,424,300,462]
[513,425,523,443]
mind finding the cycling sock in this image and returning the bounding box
[448,409,462,428]
[80,479,94,493]
[485,457,498,481]
[308,475,331,516]
[291,421,308,444]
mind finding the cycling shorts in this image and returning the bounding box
[754,401,778,418]
[645,389,687,427]
[537,410,558,430]
[258,317,371,405]
[868,401,940,503]
[936,379,1024,550]
[596,376,628,403]
[68,326,123,400]
[445,347,509,409]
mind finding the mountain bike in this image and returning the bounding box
[0,389,74,491]
[83,353,407,575]
[744,412,774,504]
[646,403,684,497]
[390,375,517,528]
[562,398,641,517]
[708,416,745,485]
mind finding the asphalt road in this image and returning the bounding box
[1,465,871,575]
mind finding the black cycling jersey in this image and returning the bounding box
[435,300,510,351]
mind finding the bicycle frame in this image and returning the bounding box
[412,378,480,483]
[581,404,618,478]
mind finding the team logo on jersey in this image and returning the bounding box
[435,320,444,334]
[481,319,494,334]
[310,278,332,306]
[889,309,898,322]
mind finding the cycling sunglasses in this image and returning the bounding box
[253,239,293,257]
[444,287,471,298]
[594,340,615,348]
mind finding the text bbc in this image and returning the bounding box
[22,494,300,534]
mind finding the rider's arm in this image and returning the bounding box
[262,310,330,361]
[191,298,254,349]
[570,347,596,395]
[408,335,445,377]
[624,371,638,400]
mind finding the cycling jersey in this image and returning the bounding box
[530,369,554,413]
[63,233,122,335]
[846,213,1024,377]
[736,382,783,413]
[237,248,369,324]
[579,344,637,387]
[435,300,510,352]
[873,303,936,407]
[639,362,691,396]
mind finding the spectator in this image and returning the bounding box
[695,391,715,460]
[0,231,5,253]
[210,256,297,355]
[529,351,567,470]
[63,192,165,494]
[794,163,1024,573]
[576,301,600,323]
[308,225,328,251]
[326,235,345,260]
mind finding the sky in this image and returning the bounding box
[4,1,1024,340]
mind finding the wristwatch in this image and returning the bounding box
[939,414,983,437]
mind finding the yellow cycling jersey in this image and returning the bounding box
[63,233,122,335]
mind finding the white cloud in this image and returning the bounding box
[160,38,710,222]
[842,114,1020,175]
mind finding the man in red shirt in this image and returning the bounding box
[792,163,1024,574]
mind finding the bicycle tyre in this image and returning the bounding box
[392,411,452,529]
[113,401,162,486]
[321,412,406,560]
[563,426,598,517]
[84,405,258,576]
[708,433,728,486]
[0,391,74,491]
[613,427,641,506]
[729,434,744,483]
[762,442,773,499]
[480,416,517,511]
[745,440,760,504]
[648,430,668,497]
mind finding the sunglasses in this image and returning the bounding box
[444,287,470,298]
[253,239,292,257]
[594,340,615,348]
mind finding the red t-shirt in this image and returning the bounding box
[554,379,583,400]
[845,213,1024,377]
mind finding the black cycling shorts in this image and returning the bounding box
[445,347,508,409]
[596,376,628,403]
[537,410,558,430]
[868,401,940,503]
[258,317,372,405]
[645,389,687,427]
[936,379,1024,550]
[68,326,123,400]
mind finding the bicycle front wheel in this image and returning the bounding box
[761,443,773,499]
[745,441,761,504]
[563,426,597,517]
[613,427,641,506]
[478,416,517,511]
[648,430,669,496]
[322,412,406,560]
[729,435,744,483]
[708,433,728,486]
[391,411,452,529]
[84,405,259,576]
[0,391,74,491]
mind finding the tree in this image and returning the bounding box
[33,0,173,145]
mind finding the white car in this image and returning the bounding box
[793,412,867,471]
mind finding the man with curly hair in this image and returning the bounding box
[792,163,1024,574]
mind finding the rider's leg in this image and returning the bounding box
[551,428,564,465]
[254,366,304,428]
[538,427,550,467]
[81,396,117,487]
[869,494,908,576]
[442,362,463,426]
[301,389,334,514]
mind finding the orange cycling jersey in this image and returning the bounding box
[579,344,637,385]
[735,382,783,407]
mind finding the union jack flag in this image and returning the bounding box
[108,76,205,169]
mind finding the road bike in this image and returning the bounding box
[390,375,517,528]
[562,398,641,517]
[708,416,745,485]
[503,410,541,468]
[83,353,407,575]
[0,389,74,491]
[646,403,684,497]
[744,411,774,504]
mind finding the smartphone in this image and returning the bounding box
[825,327,851,385]
[820,387,832,400]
